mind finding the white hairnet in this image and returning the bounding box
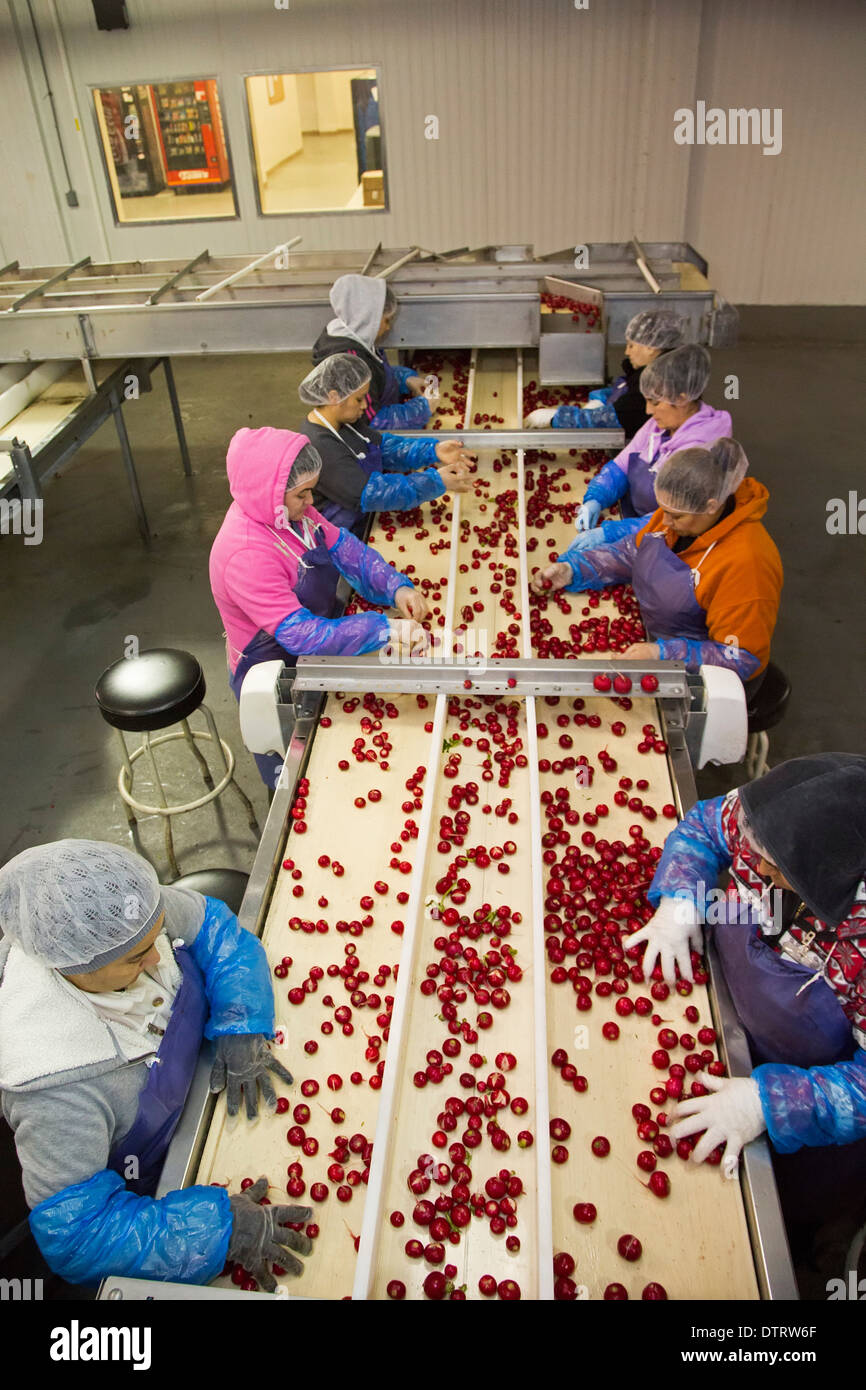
[640,344,711,403]
[286,439,322,491]
[625,310,686,351]
[655,438,749,512]
[298,353,372,406]
[0,840,163,974]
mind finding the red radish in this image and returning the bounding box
[553,1252,575,1277]
[604,1283,629,1300]
[573,1202,597,1224]
[602,1021,620,1041]
[551,1144,569,1164]
[550,1117,572,1141]
[498,1279,521,1301]
[593,674,612,692]
[648,1172,671,1198]
[617,1234,642,1261]
[423,1271,448,1300]
[387,1279,406,1299]
[636,1150,657,1173]
[478,1274,498,1297]
[642,1282,668,1300]
[591,1136,610,1157]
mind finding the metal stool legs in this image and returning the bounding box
[200,703,259,836]
[744,731,770,780]
[114,703,258,872]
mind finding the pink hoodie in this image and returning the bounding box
[209,427,340,672]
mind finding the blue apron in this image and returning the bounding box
[622,429,668,517]
[228,519,341,785]
[712,925,854,1068]
[107,946,208,1196]
[630,532,710,643]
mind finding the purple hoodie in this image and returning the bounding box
[611,401,733,478]
[209,427,342,672]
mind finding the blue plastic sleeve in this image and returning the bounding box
[275,608,390,657]
[648,796,730,908]
[372,396,432,431]
[380,432,440,469]
[559,533,638,592]
[191,896,275,1040]
[657,637,762,681]
[552,402,620,429]
[329,527,411,604]
[391,363,417,391]
[599,514,649,543]
[360,468,444,513]
[29,1169,231,1286]
[583,457,629,508]
[754,1052,866,1153]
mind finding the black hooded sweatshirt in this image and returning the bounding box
[739,753,866,931]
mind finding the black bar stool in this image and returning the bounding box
[744,661,791,779]
[170,868,249,916]
[95,649,259,878]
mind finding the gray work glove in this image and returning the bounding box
[227,1178,313,1291]
[209,1033,293,1119]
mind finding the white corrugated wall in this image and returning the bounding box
[1,0,863,302]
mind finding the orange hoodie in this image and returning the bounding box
[636,478,783,673]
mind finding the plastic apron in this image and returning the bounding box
[622,427,668,518]
[630,533,712,643]
[107,946,208,1197]
[228,516,341,784]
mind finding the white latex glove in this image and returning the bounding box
[575,499,601,532]
[524,407,557,428]
[386,618,429,660]
[627,895,702,984]
[671,1073,766,1179]
[582,398,604,410]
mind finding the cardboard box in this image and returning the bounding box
[362,171,385,207]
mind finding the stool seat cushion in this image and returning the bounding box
[747,661,791,735]
[95,649,206,732]
[170,868,249,916]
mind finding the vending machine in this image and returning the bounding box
[148,80,230,190]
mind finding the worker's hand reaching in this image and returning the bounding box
[576,500,601,532]
[627,895,703,985]
[227,1178,313,1290]
[209,1033,294,1120]
[386,618,429,660]
[394,585,428,623]
[621,642,662,661]
[530,561,573,595]
[670,1074,766,1179]
[435,440,477,470]
[437,463,472,494]
[406,374,426,396]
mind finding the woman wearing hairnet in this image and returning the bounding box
[525,309,686,438]
[0,840,312,1290]
[629,754,866,1236]
[568,344,733,550]
[299,354,475,534]
[312,273,430,430]
[532,438,782,688]
[209,429,429,786]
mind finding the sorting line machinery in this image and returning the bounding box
[133,347,797,1304]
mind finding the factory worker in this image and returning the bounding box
[312,273,431,430]
[0,840,312,1291]
[524,309,686,438]
[531,439,782,688]
[299,353,475,533]
[628,754,866,1204]
[567,344,732,550]
[209,429,429,786]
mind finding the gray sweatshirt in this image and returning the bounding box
[0,885,205,1208]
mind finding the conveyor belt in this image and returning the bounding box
[174,349,793,1301]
